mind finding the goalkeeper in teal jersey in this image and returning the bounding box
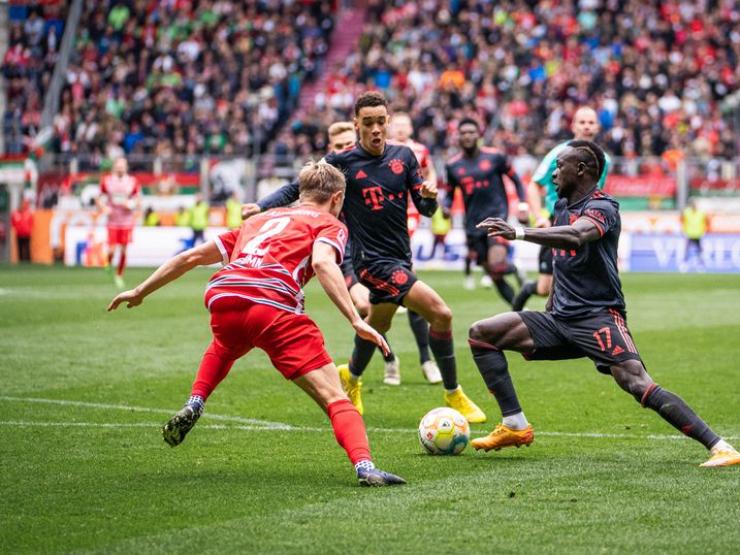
[513,107,611,311]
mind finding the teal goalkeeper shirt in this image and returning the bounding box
[532,141,611,215]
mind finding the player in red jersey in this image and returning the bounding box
[97,157,141,289]
[387,112,443,386]
[108,161,406,486]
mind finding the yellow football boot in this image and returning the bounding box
[472,423,534,452]
[444,386,486,423]
[700,447,740,467]
[338,363,364,415]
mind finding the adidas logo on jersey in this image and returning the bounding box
[355,170,368,179]
[612,345,624,356]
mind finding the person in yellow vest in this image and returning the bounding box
[190,194,209,246]
[225,191,243,230]
[175,206,191,227]
[430,206,451,259]
[681,198,709,271]
[144,207,160,227]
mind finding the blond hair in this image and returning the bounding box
[328,121,354,138]
[298,160,346,203]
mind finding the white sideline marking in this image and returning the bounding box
[0,395,295,430]
[0,420,736,441]
[3,396,736,441]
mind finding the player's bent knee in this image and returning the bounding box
[431,304,452,329]
[468,320,497,346]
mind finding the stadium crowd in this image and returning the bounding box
[2,1,67,154]
[280,0,737,163]
[2,1,737,169]
[47,0,335,167]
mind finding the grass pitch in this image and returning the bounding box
[1,266,739,554]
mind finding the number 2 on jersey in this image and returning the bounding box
[242,216,290,257]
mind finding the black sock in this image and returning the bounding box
[640,384,720,449]
[407,310,431,364]
[464,258,472,277]
[512,281,537,312]
[428,329,457,390]
[494,278,515,305]
[470,343,522,417]
[349,334,377,377]
[379,333,395,362]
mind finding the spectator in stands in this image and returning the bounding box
[286,0,737,165]
[11,199,33,263]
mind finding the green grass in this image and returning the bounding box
[1,266,739,554]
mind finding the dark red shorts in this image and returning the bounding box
[108,227,133,246]
[208,295,333,380]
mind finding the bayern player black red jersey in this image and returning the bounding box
[444,148,526,235]
[257,142,437,270]
[550,189,625,318]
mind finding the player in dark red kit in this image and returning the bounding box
[108,161,407,486]
[243,92,486,423]
[467,141,740,467]
[444,118,529,305]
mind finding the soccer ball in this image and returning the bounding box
[418,407,470,455]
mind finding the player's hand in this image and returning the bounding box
[420,181,437,199]
[241,203,262,220]
[476,217,515,240]
[441,207,451,219]
[352,320,390,357]
[107,289,144,311]
[535,216,551,228]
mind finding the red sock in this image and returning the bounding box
[327,399,372,465]
[191,341,236,399]
[107,251,114,267]
[117,250,127,276]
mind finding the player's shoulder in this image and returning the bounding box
[325,144,359,165]
[480,146,502,158]
[386,140,416,158]
[585,190,619,212]
[446,151,464,167]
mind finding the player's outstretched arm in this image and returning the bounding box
[477,217,602,249]
[107,241,224,311]
[311,242,390,356]
[241,179,301,220]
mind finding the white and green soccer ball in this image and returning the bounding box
[418,407,470,455]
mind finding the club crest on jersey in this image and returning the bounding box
[391,270,409,285]
[389,159,405,175]
[456,167,466,176]
[478,159,492,171]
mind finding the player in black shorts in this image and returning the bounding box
[444,118,529,305]
[241,92,486,423]
[466,140,739,467]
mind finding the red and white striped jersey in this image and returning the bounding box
[206,206,348,313]
[100,173,140,228]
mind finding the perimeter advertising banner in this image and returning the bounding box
[629,233,740,273]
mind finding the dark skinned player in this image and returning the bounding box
[467,140,739,467]
[444,118,529,305]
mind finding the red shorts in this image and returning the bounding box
[208,295,333,380]
[108,227,133,245]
